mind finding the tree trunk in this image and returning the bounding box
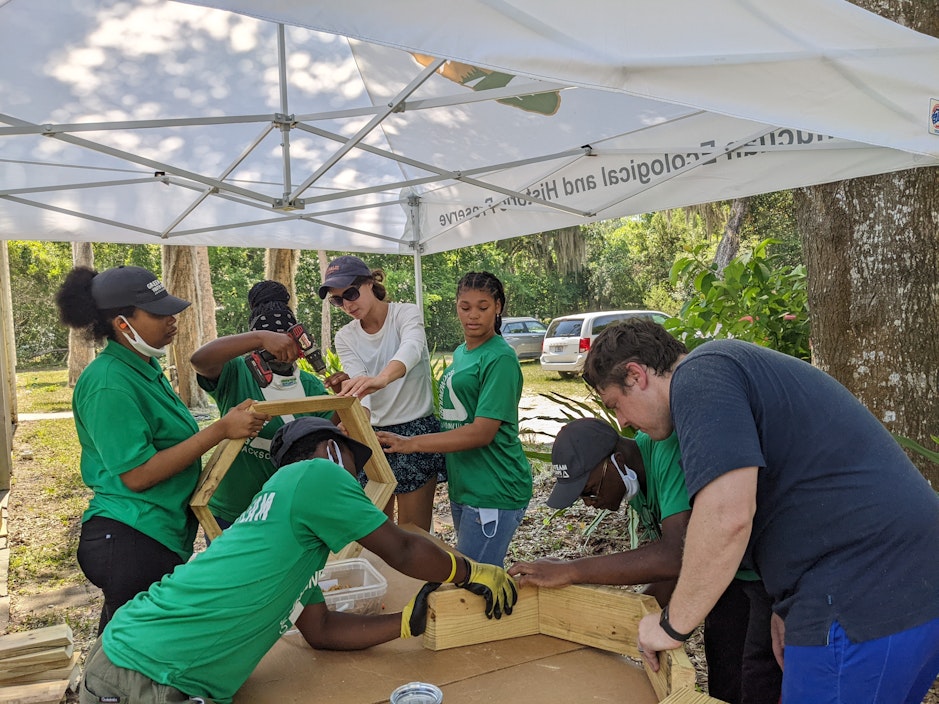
[713,198,748,273]
[67,242,96,386]
[795,0,939,487]
[265,249,300,311]
[195,246,217,344]
[318,250,332,353]
[161,246,208,409]
[795,169,939,488]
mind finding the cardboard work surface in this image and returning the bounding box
[234,549,658,704]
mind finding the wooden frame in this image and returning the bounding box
[190,396,397,559]
[423,584,725,704]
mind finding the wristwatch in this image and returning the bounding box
[659,605,695,642]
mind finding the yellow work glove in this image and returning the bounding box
[400,582,441,639]
[455,557,518,619]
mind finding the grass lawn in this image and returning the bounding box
[15,366,75,414]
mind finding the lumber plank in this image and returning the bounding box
[0,653,80,684]
[0,679,70,704]
[422,584,540,650]
[190,396,398,552]
[658,686,728,703]
[0,625,72,660]
[637,600,698,700]
[537,584,655,658]
[190,438,243,506]
[0,645,72,671]
[251,396,353,416]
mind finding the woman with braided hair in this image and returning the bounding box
[190,280,334,534]
[376,272,532,566]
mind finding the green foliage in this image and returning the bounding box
[8,241,72,362]
[7,193,803,366]
[892,434,939,464]
[665,239,811,360]
[208,247,265,336]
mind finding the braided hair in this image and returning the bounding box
[456,271,506,335]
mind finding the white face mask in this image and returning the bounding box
[610,453,641,502]
[326,439,345,469]
[117,315,167,358]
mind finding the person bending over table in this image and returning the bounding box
[508,418,781,704]
[585,319,939,704]
[79,417,518,704]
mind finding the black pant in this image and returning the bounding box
[704,578,782,704]
[77,516,184,634]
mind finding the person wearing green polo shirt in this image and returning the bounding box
[508,418,781,704]
[56,265,269,634]
[191,280,334,533]
[79,417,518,704]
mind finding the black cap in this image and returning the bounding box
[91,266,190,316]
[269,417,372,471]
[317,256,372,299]
[546,418,621,509]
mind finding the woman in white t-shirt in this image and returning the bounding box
[319,256,444,531]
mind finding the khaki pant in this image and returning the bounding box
[80,636,215,704]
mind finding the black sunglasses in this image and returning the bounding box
[328,286,361,307]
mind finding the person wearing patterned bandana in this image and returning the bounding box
[191,281,333,534]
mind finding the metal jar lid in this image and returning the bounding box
[389,681,444,704]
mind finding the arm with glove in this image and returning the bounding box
[298,521,518,650]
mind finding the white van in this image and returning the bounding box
[539,309,670,377]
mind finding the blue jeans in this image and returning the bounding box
[782,618,939,704]
[450,502,527,567]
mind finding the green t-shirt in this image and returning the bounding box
[102,459,388,704]
[73,340,200,560]
[439,335,532,509]
[632,431,759,581]
[197,357,331,523]
[631,431,689,541]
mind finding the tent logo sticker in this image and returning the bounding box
[412,54,561,116]
[931,99,939,135]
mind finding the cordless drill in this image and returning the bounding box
[244,323,327,388]
[286,323,327,374]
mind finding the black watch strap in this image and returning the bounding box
[659,605,695,642]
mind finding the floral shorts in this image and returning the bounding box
[358,414,446,494]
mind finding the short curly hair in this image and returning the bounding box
[583,319,687,391]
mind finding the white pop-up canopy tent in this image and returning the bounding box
[2,0,939,264]
[2,0,939,487]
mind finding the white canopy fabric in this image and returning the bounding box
[2,0,938,256]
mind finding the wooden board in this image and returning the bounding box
[0,652,80,684]
[0,645,73,671]
[638,599,699,700]
[423,584,540,650]
[0,679,70,704]
[538,584,653,658]
[189,395,397,555]
[0,625,71,661]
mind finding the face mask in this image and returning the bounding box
[326,439,345,469]
[609,454,640,502]
[117,315,166,358]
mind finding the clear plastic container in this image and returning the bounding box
[390,682,444,704]
[317,558,388,615]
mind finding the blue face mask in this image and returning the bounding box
[609,453,640,502]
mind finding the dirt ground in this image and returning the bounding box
[5,410,938,703]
